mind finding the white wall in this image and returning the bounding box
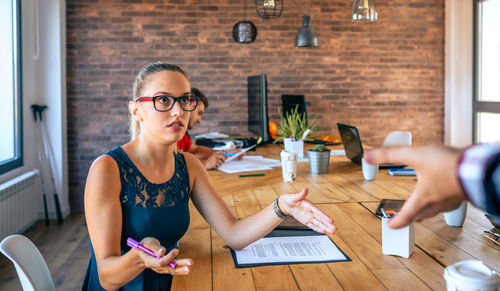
[445,0,473,147]
[0,0,69,219]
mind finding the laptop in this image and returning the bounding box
[337,123,406,169]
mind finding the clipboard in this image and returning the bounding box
[229,229,351,268]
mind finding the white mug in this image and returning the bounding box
[443,201,468,227]
[444,260,500,291]
[361,158,378,181]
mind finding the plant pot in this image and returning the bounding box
[283,138,304,159]
[308,150,331,174]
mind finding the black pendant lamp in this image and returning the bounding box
[233,0,258,43]
[295,0,318,47]
[352,0,377,22]
[255,0,284,19]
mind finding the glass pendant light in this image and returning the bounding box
[294,0,318,47]
[352,0,377,22]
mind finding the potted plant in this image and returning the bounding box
[308,144,331,174]
[274,106,319,159]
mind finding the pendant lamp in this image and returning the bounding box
[352,0,377,22]
[233,0,258,43]
[255,0,284,19]
[295,0,318,47]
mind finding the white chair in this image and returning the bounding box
[0,234,55,291]
[382,131,412,147]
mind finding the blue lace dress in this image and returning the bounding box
[82,147,191,291]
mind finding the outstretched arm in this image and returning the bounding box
[184,153,336,250]
[364,145,465,229]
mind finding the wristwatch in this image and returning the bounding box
[273,198,289,220]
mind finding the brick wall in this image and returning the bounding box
[67,0,444,211]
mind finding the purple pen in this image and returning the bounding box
[127,237,177,268]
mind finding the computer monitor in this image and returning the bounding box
[282,95,307,120]
[248,74,271,143]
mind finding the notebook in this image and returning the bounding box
[337,123,406,169]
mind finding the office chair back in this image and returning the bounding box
[0,234,55,291]
[382,131,412,147]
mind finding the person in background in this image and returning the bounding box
[364,144,500,229]
[82,62,336,290]
[177,87,238,169]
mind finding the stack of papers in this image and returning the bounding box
[218,156,282,174]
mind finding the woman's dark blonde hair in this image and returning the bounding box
[129,62,188,140]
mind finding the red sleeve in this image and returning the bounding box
[177,134,192,152]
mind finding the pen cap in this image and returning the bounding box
[127,237,139,249]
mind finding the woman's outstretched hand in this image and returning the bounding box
[279,188,337,234]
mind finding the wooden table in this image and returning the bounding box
[172,144,500,291]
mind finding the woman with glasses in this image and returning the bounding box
[82,62,336,291]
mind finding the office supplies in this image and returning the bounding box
[301,128,311,141]
[230,229,350,267]
[126,238,177,268]
[224,152,237,157]
[484,231,500,246]
[382,217,415,258]
[238,173,265,177]
[485,213,500,229]
[388,168,416,176]
[337,123,406,168]
[375,199,406,217]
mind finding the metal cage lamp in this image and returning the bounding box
[233,0,258,43]
[255,0,284,19]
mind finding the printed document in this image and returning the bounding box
[218,155,281,174]
[233,235,348,265]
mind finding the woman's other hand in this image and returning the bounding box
[139,237,193,275]
[279,188,337,234]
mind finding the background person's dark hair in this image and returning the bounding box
[191,87,208,109]
[129,62,189,139]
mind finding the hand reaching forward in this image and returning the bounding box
[364,145,466,229]
[279,188,337,234]
[139,237,193,276]
[204,151,226,169]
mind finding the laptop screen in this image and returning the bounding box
[337,123,363,164]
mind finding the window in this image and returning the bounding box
[0,0,23,175]
[473,0,500,143]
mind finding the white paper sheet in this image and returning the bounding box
[217,155,281,174]
[233,235,348,264]
[224,145,256,163]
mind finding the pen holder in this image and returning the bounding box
[381,218,414,258]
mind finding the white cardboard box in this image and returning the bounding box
[381,218,415,258]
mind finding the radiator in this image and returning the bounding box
[0,170,41,241]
